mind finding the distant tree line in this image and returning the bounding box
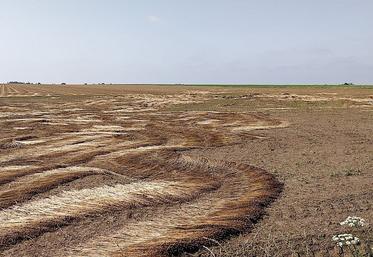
[5,82,115,86]
[8,81,27,84]
[7,81,40,85]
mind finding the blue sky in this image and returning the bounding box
[0,0,372,84]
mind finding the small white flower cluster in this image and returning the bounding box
[340,216,366,227]
[332,234,360,247]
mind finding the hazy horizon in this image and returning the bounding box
[1,0,373,84]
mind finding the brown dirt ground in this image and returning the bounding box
[186,107,373,257]
[0,84,372,257]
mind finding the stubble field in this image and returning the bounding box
[0,84,372,256]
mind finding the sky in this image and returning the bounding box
[0,0,372,84]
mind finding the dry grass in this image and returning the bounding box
[0,85,283,256]
[69,164,281,257]
[0,179,219,246]
[0,167,103,208]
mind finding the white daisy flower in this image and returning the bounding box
[332,234,360,247]
[340,216,366,227]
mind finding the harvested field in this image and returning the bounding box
[0,84,372,256]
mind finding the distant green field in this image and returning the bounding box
[182,84,373,89]
[3,83,373,90]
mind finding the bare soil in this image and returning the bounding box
[0,84,372,257]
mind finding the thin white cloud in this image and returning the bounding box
[147,15,161,23]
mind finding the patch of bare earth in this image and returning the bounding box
[185,99,373,257]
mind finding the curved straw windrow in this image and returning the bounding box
[0,167,105,209]
[0,166,41,185]
[0,179,219,245]
[67,164,281,257]
[0,87,284,256]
